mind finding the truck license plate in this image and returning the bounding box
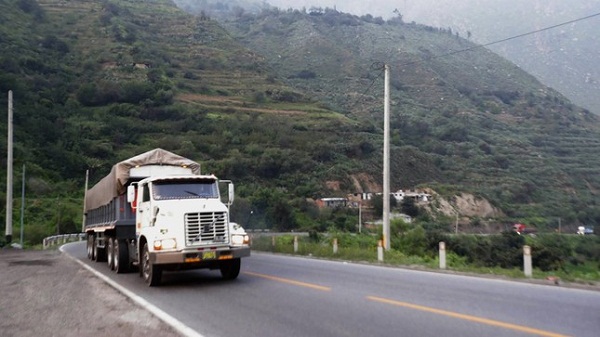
[202,251,216,260]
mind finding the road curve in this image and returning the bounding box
[63,242,600,337]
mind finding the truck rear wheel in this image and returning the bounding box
[107,238,115,270]
[219,258,241,280]
[113,239,129,274]
[87,234,94,260]
[142,243,162,286]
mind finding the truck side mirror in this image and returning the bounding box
[228,183,234,206]
[127,185,136,203]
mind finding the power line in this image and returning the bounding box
[439,11,600,59]
[352,11,600,107]
[482,11,600,48]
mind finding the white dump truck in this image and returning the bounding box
[84,148,250,286]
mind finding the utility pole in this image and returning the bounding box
[6,90,13,244]
[383,65,391,251]
[558,217,561,234]
[82,170,89,233]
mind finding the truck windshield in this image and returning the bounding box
[152,179,218,200]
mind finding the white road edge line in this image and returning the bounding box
[60,243,205,337]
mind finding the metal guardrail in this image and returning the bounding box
[246,230,309,237]
[43,233,86,249]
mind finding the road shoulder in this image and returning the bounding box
[0,247,181,337]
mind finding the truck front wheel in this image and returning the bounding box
[113,239,129,274]
[219,258,241,280]
[142,243,162,286]
[107,238,115,270]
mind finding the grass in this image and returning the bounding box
[250,234,600,287]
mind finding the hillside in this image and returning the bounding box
[206,0,600,115]
[398,0,600,116]
[218,8,600,224]
[1,0,600,243]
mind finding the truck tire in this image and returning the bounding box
[142,243,162,286]
[107,238,115,270]
[219,258,241,280]
[113,239,129,274]
[87,234,94,260]
[91,235,98,261]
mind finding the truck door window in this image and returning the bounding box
[142,184,150,202]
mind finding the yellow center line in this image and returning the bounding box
[244,271,331,291]
[367,296,570,337]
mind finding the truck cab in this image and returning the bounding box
[128,174,250,286]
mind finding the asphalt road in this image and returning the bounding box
[63,241,600,337]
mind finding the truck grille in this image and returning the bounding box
[185,212,229,246]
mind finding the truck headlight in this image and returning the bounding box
[154,238,177,250]
[231,234,249,246]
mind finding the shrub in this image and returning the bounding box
[290,70,316,79]
[396,225,427,256]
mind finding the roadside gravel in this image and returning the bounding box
[0,247,181,337]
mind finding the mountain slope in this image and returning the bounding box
[1,1,600,240]
[242,0,600,115]
[219,8,600,225]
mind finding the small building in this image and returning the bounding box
[393,189,431,203]
[316,197,347,209]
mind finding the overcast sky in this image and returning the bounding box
[264,0,600,41]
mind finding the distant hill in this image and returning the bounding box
[400,0,600,116]
[1,0,600,240]
[214,7,600,227]
[186,0,600,115]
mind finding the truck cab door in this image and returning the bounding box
[137,183,153,234]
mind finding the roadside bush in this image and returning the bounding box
[488,231,525,268]
[530,234,572,271]
[532,245,566,271]
[425,231,450,255]
[446,232,524,268]
[392,225,427,256]
[573,236,600,267]
[446,234,480,262]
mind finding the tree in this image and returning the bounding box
[371,194,398,217]
[401,198,420,217]
[389,9,403,25]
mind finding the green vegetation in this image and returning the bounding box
[252,229,600,284]
[0,0,599,253]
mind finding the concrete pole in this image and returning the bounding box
[333,238,338,254]
[358,201,362,234]
[293,235,298,253]
[439,241,446,269]
[377,240,384,262]
[20,165,25,246]
[383,64,391,251]
[6,90,13,243]
[523,245,532,278]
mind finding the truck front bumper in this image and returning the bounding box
[150,246,251,265]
